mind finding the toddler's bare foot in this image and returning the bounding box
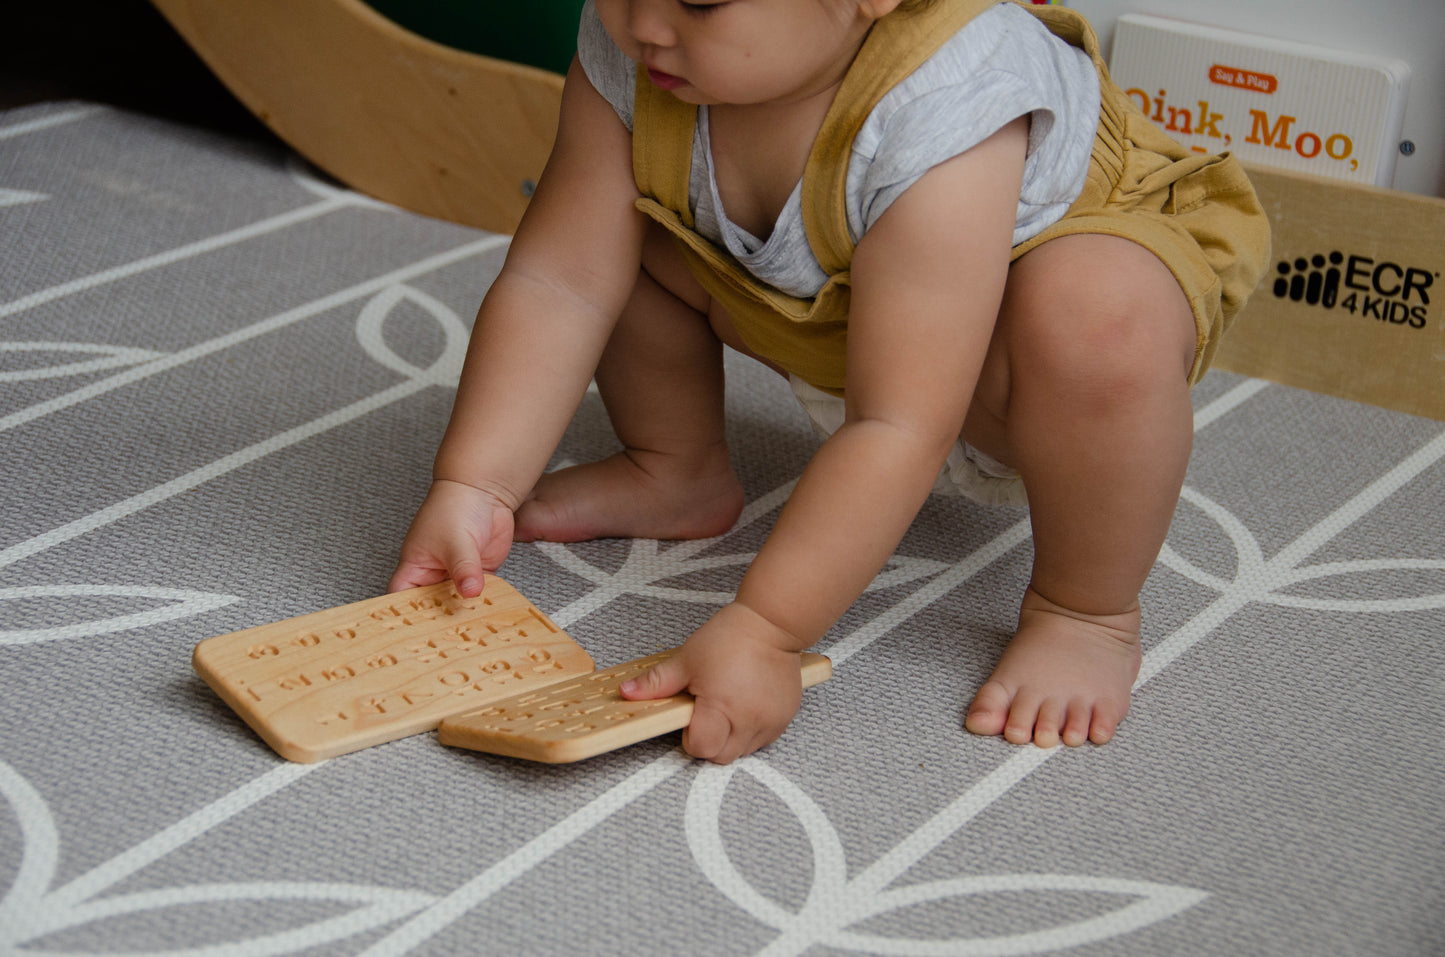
[514,447,745,543]
[964,587,1142,748]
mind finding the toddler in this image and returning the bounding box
[390,0,1271,762]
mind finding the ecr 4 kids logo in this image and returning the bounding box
[1273,251,1436,329]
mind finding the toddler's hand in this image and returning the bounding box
[388,480,516,597]
[619,602,806,764]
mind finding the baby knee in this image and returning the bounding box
[1009,275,1195,405]
[1004,235,1198,392]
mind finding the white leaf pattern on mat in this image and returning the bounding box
[540,538,758,606]
[1,759,427,955]
[0,585,239,647]
[686,760,1206,957]
[686,759,849,930]
[0,759,59,938]
[0,188,47,209]
[0,341,164,382]
[1259,558,1445,612]
[816,875,1207,957]
[1159,485,1445,614]
[539,539,949,607]
[17,882,436,956]
[353,284,468,386]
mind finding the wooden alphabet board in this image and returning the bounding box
[438,651,834,764]
[193,579,593,762]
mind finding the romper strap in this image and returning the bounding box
[632,63,697,229]
[802,0,1003,275]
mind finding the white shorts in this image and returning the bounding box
[788,376,1029,509]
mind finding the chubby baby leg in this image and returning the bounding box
[961,234,1198,747]
[515,222,744,544]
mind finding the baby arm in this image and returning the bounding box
[621,118,1031,762]
[390,59,648,597]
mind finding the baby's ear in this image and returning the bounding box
[858,0,905,22]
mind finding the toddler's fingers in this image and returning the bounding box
[448,565,486,598]
[386,563,449,594]
[681,700,733,763]
[618,657,690,701]
[442,541,488,598]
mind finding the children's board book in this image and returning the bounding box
[1108,14,1411,188]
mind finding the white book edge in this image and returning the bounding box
[1115,13,1413,87]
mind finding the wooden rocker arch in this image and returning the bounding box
[150,0,566,235]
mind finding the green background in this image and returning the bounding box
[365,0,589,75]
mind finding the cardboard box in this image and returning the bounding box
[1217,166,1445,422]
[1109,14,1411,187]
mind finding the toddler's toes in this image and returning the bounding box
[1061,704,1093,748]
[1002,692,1045,746]
[1032,699,1068,749]
[1089,706,1123,745]
[963,681,1012,737]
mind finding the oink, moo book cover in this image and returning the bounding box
[1109,14,1411,187]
